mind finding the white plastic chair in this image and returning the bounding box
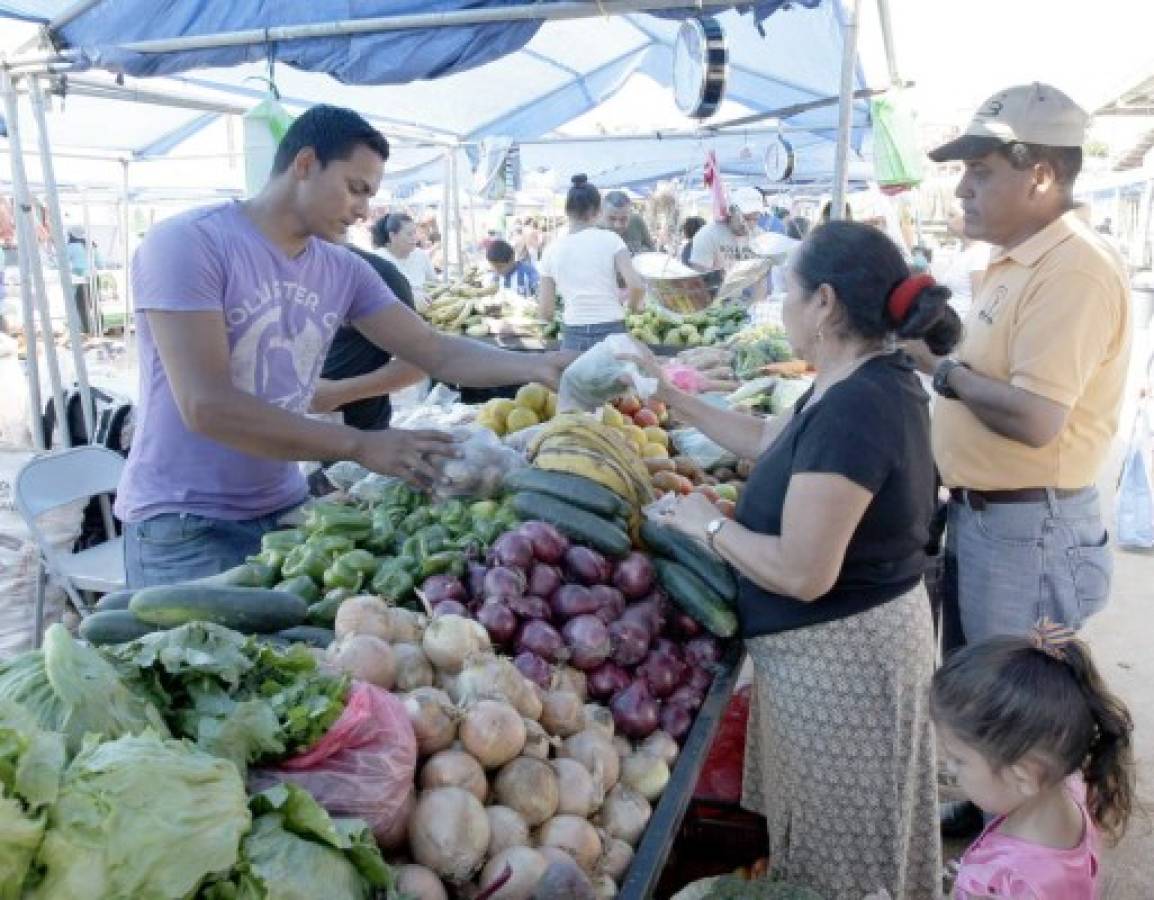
[14,446,126,646]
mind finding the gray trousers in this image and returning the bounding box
[944,487,1112,647]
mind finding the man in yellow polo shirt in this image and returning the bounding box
[914,83,1131,650]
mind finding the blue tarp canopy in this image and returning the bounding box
[1,0,872,193]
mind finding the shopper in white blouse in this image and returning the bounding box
[378,213,438,311]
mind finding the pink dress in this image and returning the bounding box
[954,781,1099,899]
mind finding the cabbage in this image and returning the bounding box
[28,731,250,900]
[0,625,168,755]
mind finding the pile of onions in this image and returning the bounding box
[597,837,634,883]
[493,756,559,827]
[537,814,603,873]
[596,784,652,846]
[403,687,458,756]
[560,730,620,795]
[420,748,489,803]
[394,864,449,900]
[326,633,395,688]
[422,614,490,672]
[460,701,526,768]
[551,758,603,818]
[409,787,491,882]
[485,806,531,858]
[540,690,585,738]
[334,594,392,640]
[620,752,670,801]
[391,642,434,691]
[477,846,548,900]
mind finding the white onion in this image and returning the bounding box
[620,752,670,801]
[403,687,458,756]
[541,690,586,738]
[493,756,559,827]
[596,784,651,846]
[326,633,395,688]
[420,749,488,803]
[454,654,541,720]
[459,700,526,769]
[486,805,531,859]
[522,718,555,760]
[422,614,484,673]
[583,703,615,740]
[385,606,425,643]
[394,864,448,900]
[537,814,603,873]
[477,846,548,900]
[334,594,392,640]
[392,642,435,691]
[552,666,587,701]
[408,787,490,882]
[596,837,634,882]
[638,730,679,767]
[592,874,618,900]
[552,758,603,818]
[560,730,620,795]
[612,735,633,759]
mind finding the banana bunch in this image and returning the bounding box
[528,412,654,511]
[424,293,479,330]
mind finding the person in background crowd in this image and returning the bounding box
[116,104,573,589]
[486,238,539,297]
[521,216,543,262]
[689,186,768,302]
[602,190,655,254]
[934,206,989,321]
[787,215,811,241]
[311,215,428,432]
[538,174,645,351]
[912,83,1131,839]
[378,212,438,311]
[66,225,103,334]
[910,244,933,274]
[679,216,706,266]
[629,220,962,898]
[931,621,1134,899]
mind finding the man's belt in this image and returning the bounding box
[949,487,1087,511]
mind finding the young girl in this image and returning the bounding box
[931,620,1135,899]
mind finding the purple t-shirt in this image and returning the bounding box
[115,203,395,522]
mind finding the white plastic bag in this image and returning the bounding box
[558,334,658,412]
[1116,406,1154,549]
[434,427,525,499]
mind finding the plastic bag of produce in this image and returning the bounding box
[670,428,738,472]
[249,681,417,845]
[558,334,658,412]
[434,426,525,499]
[693,685,750,804]
[325,460,372,490]
[30,731,250,900]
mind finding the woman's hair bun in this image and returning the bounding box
[571,174,588,187]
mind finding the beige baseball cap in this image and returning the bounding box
[928,82,1088,162]
[730,186,764,215]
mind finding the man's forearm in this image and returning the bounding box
[427,334,550,387]
[949,366,1064,447]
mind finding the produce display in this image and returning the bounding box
[423,271,552,340]
[475,382,559,435]
[627,303,748,348]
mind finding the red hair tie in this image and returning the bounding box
[887,273,935,325]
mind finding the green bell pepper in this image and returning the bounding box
[322,558,365,592]
[275,575,321,604]
[436,499,469,529]
[282,545,330,581]
[473,518,506,546]
[260,528,305,552]
[402,507,436,533]
[370,561,415,602]
[305,504,372,537]
[469,499,500,520]
[416,525,450,560]
[226,561,280,588]
[304,534,356,557]
[400,535,422,561]
[420,550,466,579]
[365,518,397,553]
[306,594,345,627]
[247,549,286,577]
[334,549,378,576]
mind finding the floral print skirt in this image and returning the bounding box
[742,586,943,899]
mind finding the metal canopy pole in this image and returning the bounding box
[120,160,132,336]
[875,0,902,86]
[81,188,101,336]
[2,70,69,450]
[441,152,452,284]
[831,0,862,221]
[27,76,99,443]
[12,198,46,452]
[451,149,465,279]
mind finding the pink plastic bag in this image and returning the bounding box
[663,363,708,394]
[250,681,417,844]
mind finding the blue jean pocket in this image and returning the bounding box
[1065,522,1112,620]
[135,513,214,546]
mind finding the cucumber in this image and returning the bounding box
[640,519,737,602]
[130,584,308,634]
[510,491,631,558]
[653,558,738,638]
[94,589,136,612]
[275,625,336,649]
[79,610,158,645]
[504,469,628,519]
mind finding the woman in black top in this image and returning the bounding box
[634,221,961,898]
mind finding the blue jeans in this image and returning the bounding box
[945,487,1112,646]
[561,320,627,352]
[124,505,300,589]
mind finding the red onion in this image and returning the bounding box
[421,574,467,605]
[621,598,666,636]
[551,584,600,621]
[563,546,611,586]
[610,681,660,739]
[517,521,570,564]
[562,615,612,671]
[589,585,626,625]
[518,620,567,663]
[432,599,469,618]
[608,619,650,667]
[659,701,693,741]
[650,638,686,667]
[612,552,655,600]
[686,666,714,694]
[509,593,552,621]
[477,599,518,645]
[637,651,683,699]
[528,563,564,600]
[671,611,703,638]
[491,532,535,570]
[514,651,553,689]
[684,636,722,668]
[667,684,705,712]
[586,661,631,701]
[467,562,488,600]
[483,566,526,600]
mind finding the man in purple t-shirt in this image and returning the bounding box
[118,106,571,588]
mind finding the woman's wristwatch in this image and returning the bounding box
[705,517,729,553]
[932,358,969,400]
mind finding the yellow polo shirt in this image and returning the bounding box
[933,210,1131,490]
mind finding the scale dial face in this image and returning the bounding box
[673,18,726,119]
[764,135,795,182]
